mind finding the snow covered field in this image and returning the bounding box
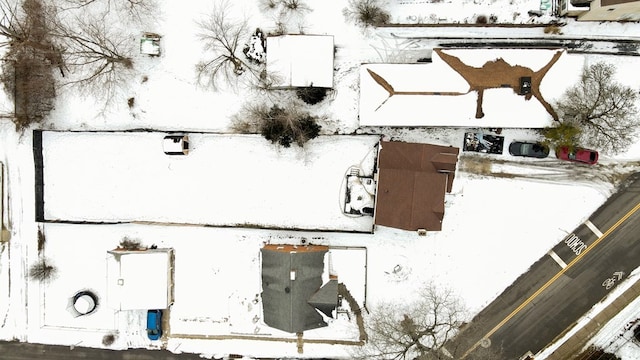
[1,0,640,359]
[39,131,379,232]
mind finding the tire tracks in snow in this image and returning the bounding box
[460,156,640,197]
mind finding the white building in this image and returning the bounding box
[106,248,174,311]
[266,35,334,88]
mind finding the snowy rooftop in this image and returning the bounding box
[266,35,335,88]
[359,48,584,127]
[106,249,173,311]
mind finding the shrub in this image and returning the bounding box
[476,15,488,24]
[542,122,580,149]
[544,25,563,35]
[281,0,309,11]
[260,0,279,10]
[343,0,390,27]
[29,259,57,282]
[296,87,329,105]
[234,103,321,147]
[102,333,117,346]
[119,237,142,250]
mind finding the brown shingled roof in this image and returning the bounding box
[375,141,459,231]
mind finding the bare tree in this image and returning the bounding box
[196,0,263,90]
[0,0,25,45]
[353,283,467,360]
[555,62,639,154]
[60,0,158,23]
[0,0,59,130]
[53,12,135,102]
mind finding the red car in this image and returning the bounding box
[555,146,598,165]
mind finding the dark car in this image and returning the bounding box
[555,146,598,165]
[508,141,549,158]
[519,76,532,95]
[147,309,162,340]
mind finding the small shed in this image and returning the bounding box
[261,244,337,333]
[375,141,459,232]
[106,248,174,311]
[266,35,334,88]
[140,32,161,56]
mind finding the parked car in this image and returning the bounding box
[147,309,162,340]
[519,76,532,95]
[163,134,189,155]
[463,132,504,154]
[508,141,549,158]
[555,146,598,165]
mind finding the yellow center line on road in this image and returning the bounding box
[461,201,640,359]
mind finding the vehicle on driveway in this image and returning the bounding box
[147,309,163,340]
[463,132,504,154]
[163,134,189,155]
[555,146,598,165]
[508,141,549,158]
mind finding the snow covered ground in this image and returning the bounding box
[39,131,379,232]
[1,0,640,359]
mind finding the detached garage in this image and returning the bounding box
[266,35,334,88]
[106,248,174,311]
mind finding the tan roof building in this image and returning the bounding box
[375,141,459,232]
[570,0,640,20]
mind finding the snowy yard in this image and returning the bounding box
[1,0,640,359]
[39,131,379,232]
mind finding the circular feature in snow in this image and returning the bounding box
[73,291,98,315]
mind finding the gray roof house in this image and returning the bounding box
[261,244,337,333]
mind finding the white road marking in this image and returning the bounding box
[584,220,604,237]
[548,250,568,269]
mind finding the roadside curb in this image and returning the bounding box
[543,277,640,359]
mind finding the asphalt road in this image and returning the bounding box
[450,173,640,360]
[0,340,205,360]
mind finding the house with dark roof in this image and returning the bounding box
[260,244,338,333]
[374,141,459,232]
